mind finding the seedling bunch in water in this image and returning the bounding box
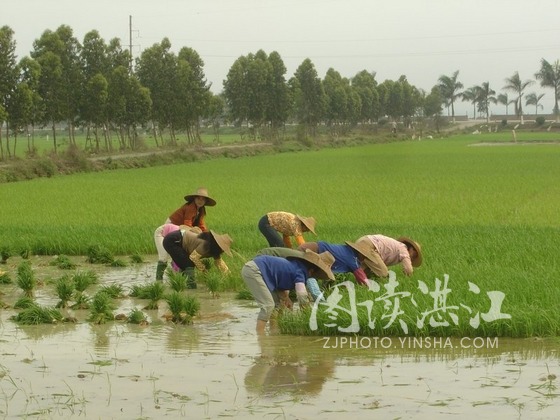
[164,291,200,324]
[16,261,35,298]
[50,255,77,270]
[167,270,187,292]
[127,308,148,324]
[55,275,75,308]
[87,291,116,324]
[11,304,63,325]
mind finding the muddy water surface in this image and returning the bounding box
[1,259,559,419]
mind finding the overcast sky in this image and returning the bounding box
[4,0,560,116]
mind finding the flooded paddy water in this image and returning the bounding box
[1,258,559,419]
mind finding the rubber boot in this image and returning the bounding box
[155,261,167,281]
[184,267,197,289]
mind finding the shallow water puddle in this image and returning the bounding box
[1,261,559,418]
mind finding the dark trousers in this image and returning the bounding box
[258,214,285,247]
[162,230,195,270]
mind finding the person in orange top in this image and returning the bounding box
[166,187,216,232]
[258,211,316,248]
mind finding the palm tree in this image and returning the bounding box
[462,87,479,119]
[437,70,463,123]
[535,58,560,121]
[503,72,534,125]
[476,82,497,124]
[525,92,545,115]
[497,93,511,116]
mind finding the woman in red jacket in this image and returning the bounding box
[166,187,216,232]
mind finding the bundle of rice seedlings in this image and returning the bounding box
[73,270,98,292]
[109,258,127,267]
[127,308,148,324]
[49,255,77,270]
[164,292,200,324]
[13,296,35,309]
[86,245,114,264]
[0,246,11,264]
[99,284,124,299]
[87,291,115,324]
[167,270,186,292]
[203,271,222,298]
[144,282,165,310]
[0,270,12,284]
[130,253,143,264]
[11,304,63,325]
[16,261,35,298]
[55,275,75,308]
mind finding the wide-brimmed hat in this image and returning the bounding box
[288,249,335,281]
[296,215,316,235]
[184,187,216,206]
[210,230,233,256]
[397,237,423,267]
[344,240,386,274]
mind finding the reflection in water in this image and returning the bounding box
[165,323,200,353]
[244,335,335,397]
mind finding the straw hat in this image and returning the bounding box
[397,237,423,267]
[288,249,335,281]
[344,240,386,274]
[210,231,233,256]
[184,187,216,206]
[296,215,316,235]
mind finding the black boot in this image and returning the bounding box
[184,267,197,289]
[156,261,167,281]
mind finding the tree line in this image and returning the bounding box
[1,24,559,160]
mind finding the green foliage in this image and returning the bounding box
[127,308,148,324]
[0,246,12,264]
[50,255,77,269]
[11,304,63,325]
[86,245,114,264]
[202,271,222,298]
[236,289,253,300]
[0,271,12,284]
[536,116,546,126]
[73,270,98,292]
[164,291,200,324]
[55,275,75,308]
[98,284,124,299]
[87,291,115,324]
[16,260,35,297]
[130,253,143,263]
[167,270,186,292]
[13,296,35,309]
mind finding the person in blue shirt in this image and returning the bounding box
[298,241,384,286]
[241,249,335,335]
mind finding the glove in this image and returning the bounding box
[306,277,323,301]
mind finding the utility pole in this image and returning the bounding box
[129,15,133,71]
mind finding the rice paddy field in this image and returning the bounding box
[2,133,560,418]
[1,134,560,338]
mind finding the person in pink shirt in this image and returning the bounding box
[154,223,201,280]
[355,234,422,277]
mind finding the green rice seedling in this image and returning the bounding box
[0,246,11,264]
[236,289,254,300]
[13,296,35,309]
[55,275,75,308]
[144,282,166,310]
[167,270,186,292]
[203,271,222,298]
[71,270,97,309]
[98,284,124,299]
[130,253,143,264]
[49,255,77,270]
[11,304,63,325]
[109,258,127,267]
[86,245,114,264]
[164,292,200,324]
[0,271,12,284]
[127,308,148,325]
[73,270,98,292]
[19,248,30,259]
[165,291,188,323]
[183,294,200,319]
[129,284,148,298]
[16,260,35,298]
[87,291,115,324]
